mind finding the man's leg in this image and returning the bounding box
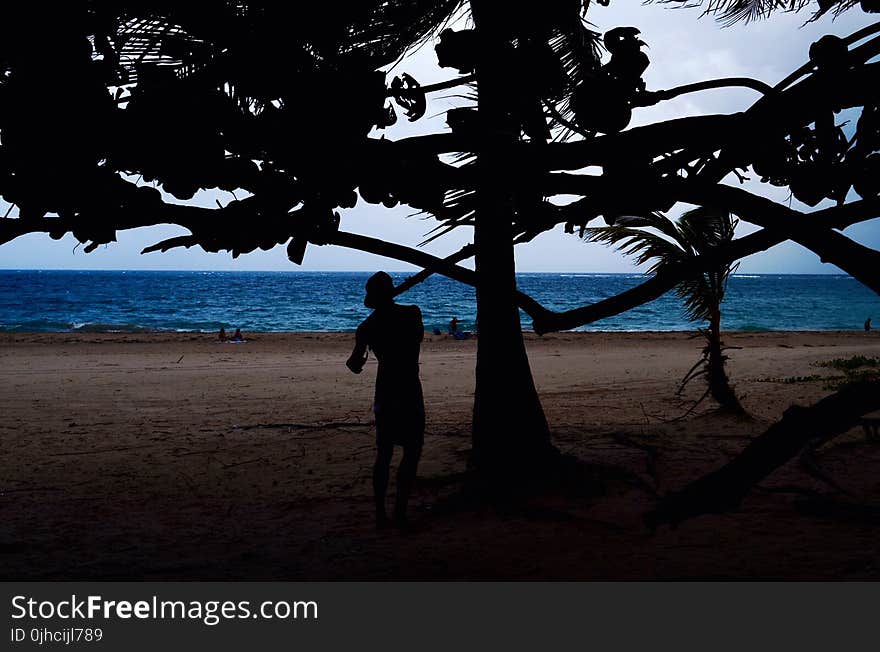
[393,439,423,527]
[373,440,394,527]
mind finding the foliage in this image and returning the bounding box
[817,354,880,371]
[584,207,745,409]
[814,355,880,388]
[658,0,874,26]
[583,207,739,322]
[757,357,880,388]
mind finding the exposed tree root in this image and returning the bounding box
[609,431,659,487]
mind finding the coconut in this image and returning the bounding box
[338,189,358,209]
[572,78,632,134]
[809,35,848,71]
[790,165,831,206]
[853,154,880,199]
[435,29,478,74]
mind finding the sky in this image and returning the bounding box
[0,3,877,273]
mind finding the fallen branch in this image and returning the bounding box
[645,380,880,529]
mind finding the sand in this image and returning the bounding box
[2,329,880,579]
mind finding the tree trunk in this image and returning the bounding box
[706,308,741,412]
[471,207,555,482]
[470,4,556,485]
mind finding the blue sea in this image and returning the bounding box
[0,270,877,333]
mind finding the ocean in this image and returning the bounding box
[0,270,877,333]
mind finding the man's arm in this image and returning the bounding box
[346,324,369,374]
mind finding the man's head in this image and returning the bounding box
[364,271,395,309]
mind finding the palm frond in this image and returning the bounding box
[95,1,466,95]
[675,274,716,321]
[677,206,736,254]
[635,211,695,253]
[653,0,862,25]
[545,21,603,140]
[583,206,739,323]
[655,0,807,25]
[583,224,689,273]
[418,185,476,245]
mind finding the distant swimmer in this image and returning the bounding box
[347,271,425,530]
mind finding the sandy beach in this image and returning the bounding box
[2,329,880,579]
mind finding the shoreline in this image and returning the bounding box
[1,329,877,351]
[0,328,873,336]
[2,329,877,354]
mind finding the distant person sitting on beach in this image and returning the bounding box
[218,327,227,342]
[232,328,244,341]
[449,316,459,335]
[866,317,872,332]
[346,271,425,530]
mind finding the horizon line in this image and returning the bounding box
[0,268,855,276]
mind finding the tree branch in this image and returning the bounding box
[393,243,476,296]
[324,231,552,321]
[533,198,880,334]
[386,74,475,98]
[546,173,880,295]
[141,235,200,254]
[633,77,772,107]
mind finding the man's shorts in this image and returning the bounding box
[374,401,425,450]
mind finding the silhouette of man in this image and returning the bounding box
[866,317,872,332]
[347,272,425,529]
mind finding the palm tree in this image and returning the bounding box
[584,207,745,413]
